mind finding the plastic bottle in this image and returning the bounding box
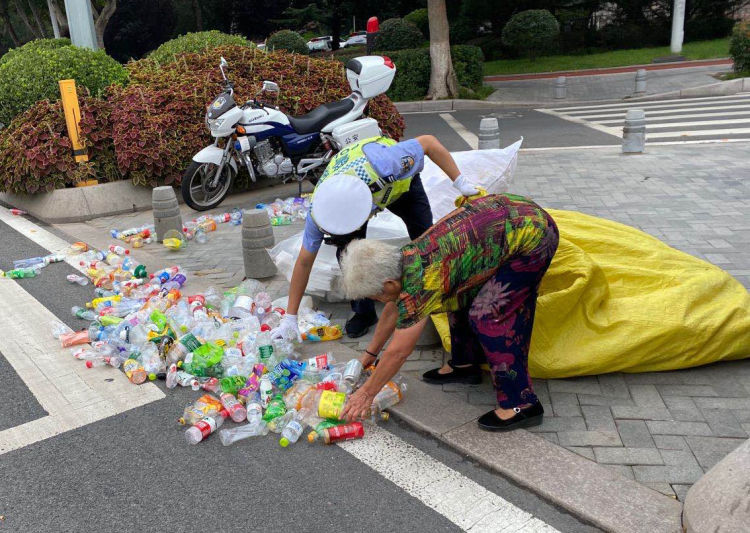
[66,274,89,286]
[166,363,179,389]
[108,244,130,256]
[259,376,273,408]
[175,370,200,391]
[178,395,222,425]
[372,379,408,412]
[302,325,343,342]
[218,420,269,446]
[198,377,220,393]
[305,352,335,371]
[123,358,148,384]
[220,392,247,423]
[166,331,203,365]
[219,375,247,395]
[4,266,41,279]
[71,306,97,321]
[301,389,348,420]
[245,392,263,425]
[185,409,228,445]
[262,394,287,422]
[268,408,297,434]
[279,408,309,447]
[12,256,47,269]
[343,359,364,385]
[256,331,274,365]
[308,422,365,444]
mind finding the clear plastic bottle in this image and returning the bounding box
[279,408,309,447]
[256,331,274,365]
[218,420,269,446]
[123,358,148,384]
[175,370,200,390]
[220,392,247,423]
[66,274,89,286]
[372,378,408,412]
[71,306,97,321]
[12,256,47,269]
[185,409,228,445]
[165,363,179,389]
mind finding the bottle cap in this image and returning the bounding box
[148,373,157,381]
[279,437,290,447]
[307,431,318,443]
[85,361,93,368]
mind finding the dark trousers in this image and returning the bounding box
[331,175,433,316]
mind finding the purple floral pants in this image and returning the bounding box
[448,215,558,409]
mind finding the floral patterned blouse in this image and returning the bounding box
[396,194,554,329]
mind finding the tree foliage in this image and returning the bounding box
[501,9,560,58]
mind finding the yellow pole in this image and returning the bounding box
[58,79,89,163]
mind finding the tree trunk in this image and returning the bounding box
[0,0,21,45]
[28,0,46,37]
[330,0,340,51]
[192,0,202,31]
[13,0,41,38]
[426,0,458,100]
[49,0,67,36]
[46,0,60,37]
[93,0,116,50]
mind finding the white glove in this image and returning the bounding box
[271,314,302,343]
[452,174,479,197]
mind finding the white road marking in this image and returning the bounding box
[440,113,479,149]
[550,93,750,112]
[562,97,750,116]
[596,108,750,124]
[402,110,456,115]
[0,207,164,455]
[339,425,558,532]
[581,104,750,121]
[534,108,623,138]
[638,118,750,129]
[646,127,750,139]
[518,139,750,151]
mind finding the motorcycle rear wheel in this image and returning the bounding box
[181,161,235,211]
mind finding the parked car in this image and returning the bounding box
[307,35,332,52]
[344,31,367,47]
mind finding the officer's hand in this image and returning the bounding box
[452,174,480,196]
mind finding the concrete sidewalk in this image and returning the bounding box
[487,64,734,104]
[51,141,750,531]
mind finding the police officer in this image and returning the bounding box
[272,134,480,340]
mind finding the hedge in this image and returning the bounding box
[404,9,429,37]
[501,9,560,58]
[0,44,128,124]
[0,38,71,66]
[730,21,750,74]
[149,31,253,65]
[266,29,308,55]
[375,18,424,51]
[380,45,484,101]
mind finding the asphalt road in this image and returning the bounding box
[0,216,597,532]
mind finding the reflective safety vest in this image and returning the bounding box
[315,136,413,211]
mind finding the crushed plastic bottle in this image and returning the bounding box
[67,274,89,286]
[185,409,228,444]
[219,420,269,446]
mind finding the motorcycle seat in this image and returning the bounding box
[287,97,355,134]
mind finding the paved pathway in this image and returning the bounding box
[52,141,750,503]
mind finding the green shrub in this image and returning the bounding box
[0,38,71,66]
[375,18,424,51]
[112,46,402,186]
[466,35,506,61]
[685,17,734,42]
[730,21,750,74]
[149,31,253,65]
[0,45,128,124]
[0,95,118,194]
[501,9,560,58]
[382,45,484,101]
[450,17,477,45]
[404,8,429,37]
[266,29,308,55]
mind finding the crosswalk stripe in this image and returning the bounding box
[578,104,750,120]
[647,127,750,139]
[550,93,750,112]
[607,118,750,130]
[535,108,622,138]
[439,113,479,149]
[562,96,750,116]
[597,109,750,124]
[339,425,558,532]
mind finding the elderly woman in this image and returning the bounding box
[339,194,559,431]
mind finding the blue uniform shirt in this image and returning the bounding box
[302,139,425,253]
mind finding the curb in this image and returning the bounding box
[395,99,507,112]
[484,58,733,82]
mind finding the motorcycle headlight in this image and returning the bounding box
[207,117,226,131]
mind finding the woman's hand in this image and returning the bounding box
[341,388,375,422]
[359,351,377,368]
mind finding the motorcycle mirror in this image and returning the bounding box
[220,56,228,68]
[262,81,280,93]
[219,56,229,81]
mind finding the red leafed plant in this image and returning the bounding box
[0,93,119,194]
[111,46,405,187]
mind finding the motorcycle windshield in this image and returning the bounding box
[207,92,236,120]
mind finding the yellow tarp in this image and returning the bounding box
[433,209,750,378]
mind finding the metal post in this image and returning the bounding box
[47,0,61,38]
[63,0,98,50]
[634,69,647,95]
[366,16,379,55]
[554,76,567,99]
[478,118,500,150]
[670,0,686,55]
[622,109,646,154]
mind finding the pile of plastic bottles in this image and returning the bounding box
[0,248,74,279]
[256,196,309,226]
[49,243,401,448]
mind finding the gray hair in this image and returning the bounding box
[340,239,403,300]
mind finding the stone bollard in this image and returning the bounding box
[622,109,646,154]
[152,186,183,243]
[554,76,566,99]
[478,117,500,150]
[634,69,647,95]
[242,208,277,279]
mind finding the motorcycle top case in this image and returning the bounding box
[332,118,381,148]
[346,56,396,99]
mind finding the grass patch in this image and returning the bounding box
[458,84,495,100]
[484,37,730,76]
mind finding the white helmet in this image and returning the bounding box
[311,173,372,235]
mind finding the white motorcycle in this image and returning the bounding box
[181,55,397,211]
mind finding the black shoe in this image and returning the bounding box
[345,312,378,338]
[422,361,482,385]
[477,402,544,432]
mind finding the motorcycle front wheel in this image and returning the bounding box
[181,161,235,211]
